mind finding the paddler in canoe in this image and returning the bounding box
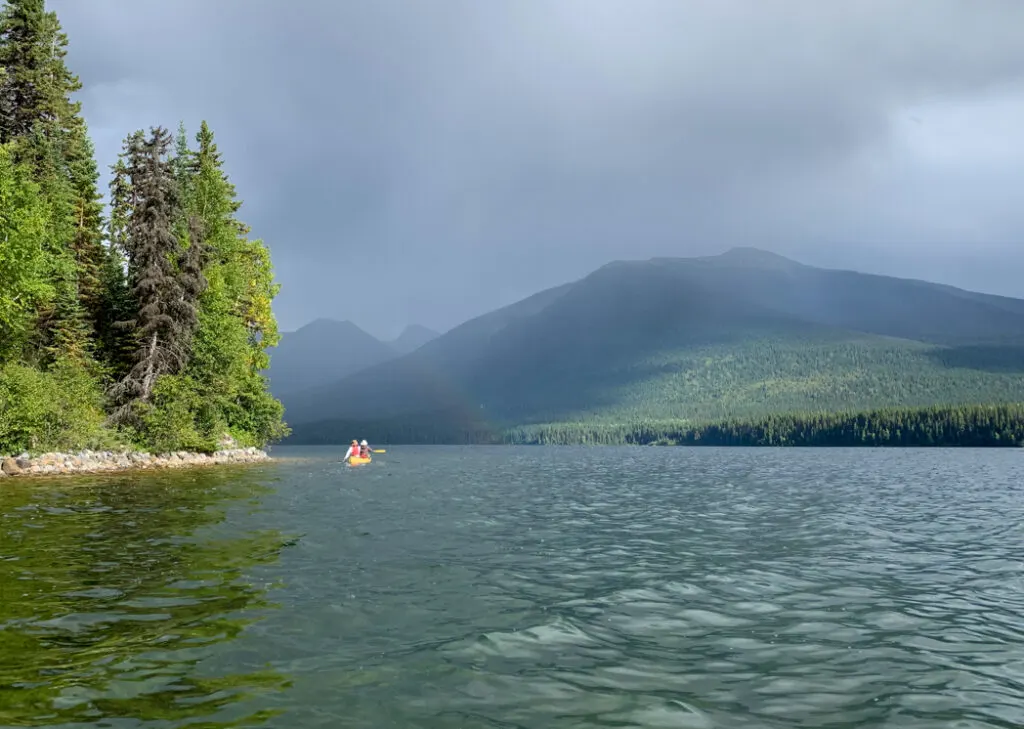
[344,439,370,465]
[344,439,381,464]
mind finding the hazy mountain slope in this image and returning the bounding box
[389,325,440,354]
[266,319,397,397]
[282,250,1024,441]
[281,282,576,422]
[412,282,575,372]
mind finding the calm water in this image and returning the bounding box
[1,446,1023,728]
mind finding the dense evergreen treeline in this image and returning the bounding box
[503,404,1024,447]
[0,0,286,454]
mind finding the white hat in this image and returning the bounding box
[361,440,368,446]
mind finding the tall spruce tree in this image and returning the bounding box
[100,141,143,378]
[0,1,80,167]
[0,0,52,144]
[0,0,105,361]
[108,127,206,422]
[66,118,107,341]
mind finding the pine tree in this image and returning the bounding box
[94,243,133,374]
[66,118,107,342]
[101,141,142,378]
[0,0,51,144]
[172,120,191,194]
[0,0,77,195]
[108,127,206,422]
[0,0,103,361]
[107,146,139,252]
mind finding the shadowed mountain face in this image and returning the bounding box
[280,249,1024,441]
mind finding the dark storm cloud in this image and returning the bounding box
[51,0,1024,337]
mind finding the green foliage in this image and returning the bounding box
[0,142,52,359]
[0,358,121,453]
[233,373,289,446]
[140,369,287,454]
[0,2,287,455]
[139,374,215,453]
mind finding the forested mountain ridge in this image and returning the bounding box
[283,248,1024,444]
[0,0,286,454]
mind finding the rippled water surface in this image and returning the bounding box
[2,446,1024,727]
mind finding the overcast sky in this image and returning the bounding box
[51,0,1024,339]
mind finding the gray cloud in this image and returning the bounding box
[51,0,1024,337]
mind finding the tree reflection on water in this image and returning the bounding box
[0,467,295,727]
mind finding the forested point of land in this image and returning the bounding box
[0,0,287,455]
[504,404,1024,447]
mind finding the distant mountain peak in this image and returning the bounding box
[297,317,358,331]
[267,317,396,398]
[640,247,803,271]
[399,324,437,337]
[391,324,441,354]
[713,247,802,268]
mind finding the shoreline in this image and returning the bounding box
[0,448,270,478]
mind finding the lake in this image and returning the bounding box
[1,446,1023,728]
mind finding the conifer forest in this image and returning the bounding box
[0,0,287,454]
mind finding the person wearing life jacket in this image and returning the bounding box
[344,440,360,460]
[359,440,372,458]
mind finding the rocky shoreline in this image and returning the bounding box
[0,447,270,478]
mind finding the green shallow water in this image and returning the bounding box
[1,446,1024,727]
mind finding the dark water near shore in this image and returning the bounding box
[2,446,1024,728]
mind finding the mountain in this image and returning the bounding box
[281,249,1024,443]
[389,324,440,354]
[266,319,397,397]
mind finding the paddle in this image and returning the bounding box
[372,449,386,453]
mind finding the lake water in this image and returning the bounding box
[2,446,1023,728]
